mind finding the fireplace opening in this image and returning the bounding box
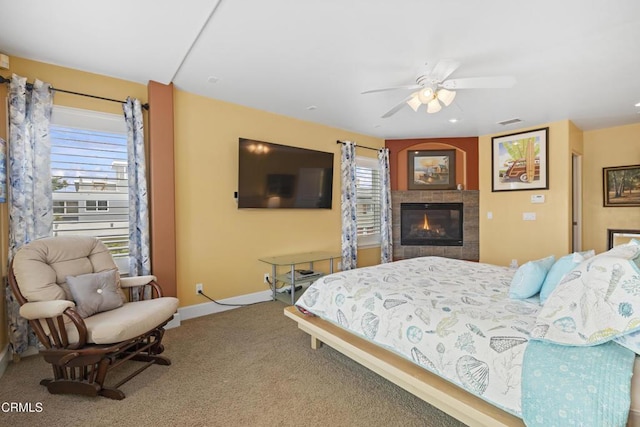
[400,202,463,246]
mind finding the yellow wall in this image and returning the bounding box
[173,90,383,307]
[583,123,640,253]
[479,121,574,266]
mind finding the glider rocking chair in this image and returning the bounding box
[8,236,179,400]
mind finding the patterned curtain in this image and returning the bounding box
[378,148,393,263]
[5,74,54,355]
[340,141,358,270]
[123,98,150,277]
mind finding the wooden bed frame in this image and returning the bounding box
[284,306,524,427]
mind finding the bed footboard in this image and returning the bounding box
[284,306,523,427]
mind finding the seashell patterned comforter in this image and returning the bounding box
[295,256,542,417]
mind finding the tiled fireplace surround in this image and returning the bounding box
[392,190,479,261]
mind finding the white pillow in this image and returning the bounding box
[531,249,640,346]
[508,255,555,299]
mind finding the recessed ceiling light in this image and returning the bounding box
[207,76,219,84]
[306,105,317,111]
[448,118,459,123]
[635,102,640,107]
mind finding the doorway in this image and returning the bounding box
[572,153,583,252]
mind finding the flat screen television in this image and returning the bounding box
[237,138,334,209]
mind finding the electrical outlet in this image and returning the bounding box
[196,283,203,295]
[263,273,270,284]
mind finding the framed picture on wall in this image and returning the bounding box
[407,150,456,190]
[491,127,549,192]
[608,229,640,249]
[603,164,640,207]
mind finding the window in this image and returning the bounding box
[53,201,79,221]
[50,106,130,273]
[356,156,381,247]
[86,200,109,212]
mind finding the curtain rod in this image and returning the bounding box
[336,140,383,152]
[0,75,149,110]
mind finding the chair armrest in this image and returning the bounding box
[121,275,164,299]
[19,300,75,320]
[120,275,157,288]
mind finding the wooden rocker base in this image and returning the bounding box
[40,351,170,400]
[42,378,102,397]
[129,353,171,366]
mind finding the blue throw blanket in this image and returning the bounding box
[522,340,635,426]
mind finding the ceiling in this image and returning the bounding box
[1,0,640,139]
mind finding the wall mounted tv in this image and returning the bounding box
[237,138,334,209]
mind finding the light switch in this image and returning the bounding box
[523,212,536,221]
[531,195,545,204]
[487,211,493,219]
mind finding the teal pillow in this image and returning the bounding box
[539,250,595,304]
[509,255,555,299]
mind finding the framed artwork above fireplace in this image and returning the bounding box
[408,149,456,190]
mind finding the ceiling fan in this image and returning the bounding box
[362,60,516,118]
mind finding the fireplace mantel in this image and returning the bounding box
[392,190,479,261]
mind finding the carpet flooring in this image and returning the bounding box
[0,301,466,426]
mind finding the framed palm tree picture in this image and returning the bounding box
[491,128,549,192]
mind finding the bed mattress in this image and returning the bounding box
[296,256,539,417]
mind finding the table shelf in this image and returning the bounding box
[259,251,340,305]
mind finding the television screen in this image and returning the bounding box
[238,138,334,209]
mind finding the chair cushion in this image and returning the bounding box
[12,236,125,303]
[66,269,124,318]
[65,297,179,345]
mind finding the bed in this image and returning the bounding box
[285,243,640,427]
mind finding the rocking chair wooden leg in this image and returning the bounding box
[46,379,101,397]
[130,353,171,366]
[99,387,126,400]
[150,328,166,355]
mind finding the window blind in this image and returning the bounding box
[355,164,381,238]
[50,118,130,272]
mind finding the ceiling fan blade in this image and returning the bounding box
[431,59,461,82]
[441,76,516,90]
[362,84,421,95]
[381,94,415,118]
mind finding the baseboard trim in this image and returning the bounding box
[165,312,181,330]
[179,290,272,321]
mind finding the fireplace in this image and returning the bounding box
[400,202,463,246]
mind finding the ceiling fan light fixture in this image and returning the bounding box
[426,99,442,114]
[407,93,422,112]
[437,89,456,106]
[417,87,434,104]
